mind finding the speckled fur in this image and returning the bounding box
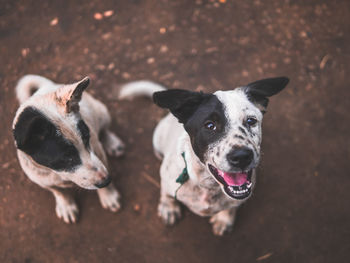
[153,89,261,236]
[119,80,271,236]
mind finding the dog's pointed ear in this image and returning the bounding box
[244,77,289,111]
[13,107,53,154]
[55,77,90,113]
[153,89,211,123]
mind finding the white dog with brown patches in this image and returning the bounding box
[120,77,289,235]
[13,75,125,223]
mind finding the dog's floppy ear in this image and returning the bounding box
[55,77,90,113]
[244,77,289,110]
[153,89,211,123]
[13,107,54,154]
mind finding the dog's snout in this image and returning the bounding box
[94,176,111,188]
[227,147,253,170]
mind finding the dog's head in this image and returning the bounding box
[13,77,111,190]
[153,77,289,200]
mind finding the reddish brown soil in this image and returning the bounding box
[0,0,349,262]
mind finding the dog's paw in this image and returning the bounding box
[107,143,125,158]
[209,212,235,236]
[98,187,121,212]
[158,201,182,226]
[102,131,125,157]
[55,200,79,224]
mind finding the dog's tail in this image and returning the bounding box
[16,74,55,104]
[118,80,166,100]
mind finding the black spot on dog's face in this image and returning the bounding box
[238,126,247,135]
[234,135,245,140]
[184,95,227,162]
[77,120,90,150]
[13,107,81,172]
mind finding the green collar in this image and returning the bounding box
[176,152,189,184]
[174,152,189,200]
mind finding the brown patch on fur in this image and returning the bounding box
[54,77,89,114]
[54,85,77,113]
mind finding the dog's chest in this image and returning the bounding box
[177,183,233,216]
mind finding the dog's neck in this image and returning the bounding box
[177,132,207,184]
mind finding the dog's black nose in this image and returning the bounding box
[94,176,112,188]
[227,147,254,170]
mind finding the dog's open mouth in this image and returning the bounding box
[208,164,253,200]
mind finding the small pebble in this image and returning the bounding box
[122,72,131,79]
[104,10,114,17]
[283,57,291,64]
[133,204,141,212]
[2,162,9,169]
[94,13,103,20]
[50,17,59,26]
[160,45,168,53]
[305,84,313,91]
[147,57,155,64]
[300,31,307,38]
[21,48,30,57]
[108,63,115,70]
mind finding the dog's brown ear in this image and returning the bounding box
[55,77,90,113]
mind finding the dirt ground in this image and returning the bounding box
[0,0,349,262]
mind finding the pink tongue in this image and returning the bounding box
[218,170,248,186]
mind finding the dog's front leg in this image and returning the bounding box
[97,183,121,212]
[209,206,238,236]
[158,191,182,225]
[48,187,79,224]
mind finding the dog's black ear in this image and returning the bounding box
[153,89,211,123]
[244,77,289,110]
[13,107,54,154]
[56,77,90,113]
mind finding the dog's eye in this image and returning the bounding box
[204,121,216,131]
[246,117,257,126]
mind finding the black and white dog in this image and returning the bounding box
[13,75,125,223]
[120,77,289,235]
